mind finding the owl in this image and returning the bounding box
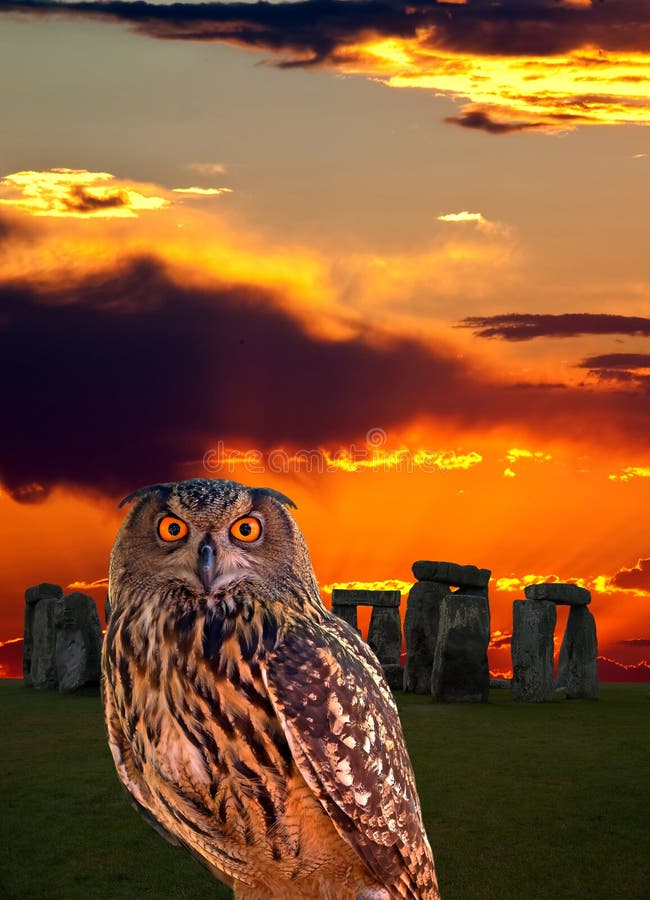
[102,478,439,900]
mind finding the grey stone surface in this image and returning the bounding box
[557,606,598,699]
[24,584,65,685]
[524,583,591,606]
[511,600,556,702]
[331,594,359,633]
[29,597,59,689]
[367,606,402,665]
[382,664,404,692]
[54,592,103,693]
[331,589,400,608]
[25,582,63,606]
[490,678,511,689]
[403,581,447,693]
[431,594,490,702]
[412,560,491,591]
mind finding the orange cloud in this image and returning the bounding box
[342,39,650,132]
[0,169,168,218]
[172,187,232,197]
[66,578,109,591]
[438,211,489,226]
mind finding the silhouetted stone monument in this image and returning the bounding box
[513,582,598,702]
[511,600,556,702]
[23,583,102,692]
[431,593,490,702]
[406,560,491,701]
[331,589,404,683]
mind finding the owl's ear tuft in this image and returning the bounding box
[118,483,174,509]
[251,487,297,510]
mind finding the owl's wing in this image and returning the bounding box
[261,612,439,900]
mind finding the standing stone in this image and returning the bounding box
[367,606,402,665]
[23,583,63,685]
[331,590,359,633]
[30,597,59,689]
[382,664,405,692]
[431,594,490,702]
[511,600,556,702]
[403,581,447,693]
[54,592,103,692]
[557,606,598,699]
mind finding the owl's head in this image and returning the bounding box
[109,478,317,615]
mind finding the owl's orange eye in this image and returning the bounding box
[230,516,262,543]
[158,515,189,542]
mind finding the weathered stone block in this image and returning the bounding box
[30,597,59,690]
[431,594,490,702]
[367,606,402,665]
[524,583,590,606]
[511,600,556,702]
[54,592,103,693]
[331,594,359,633]
[412,560,491,591]
[557,606,598,699]
[403,581,447,694]
[331,589,400,608]
[25,583,63,606]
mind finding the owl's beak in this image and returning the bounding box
[198,538,217,592]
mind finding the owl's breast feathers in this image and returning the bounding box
[102,592,439,899]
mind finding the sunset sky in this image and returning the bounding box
[1,0,649,680]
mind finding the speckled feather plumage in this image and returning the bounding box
[102,478,439,899]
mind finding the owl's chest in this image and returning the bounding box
[142,650,294,815]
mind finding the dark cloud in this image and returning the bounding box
[585,368,650,386]
[460,313,650,341]
[611,559,650,593]
[444,108,550,135]
[63,185,128,214]
[577,353,650,369]
[3,255,650,501]
[2,0,649,62]
[576,353,650,387]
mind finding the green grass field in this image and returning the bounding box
[1,679,648,899]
